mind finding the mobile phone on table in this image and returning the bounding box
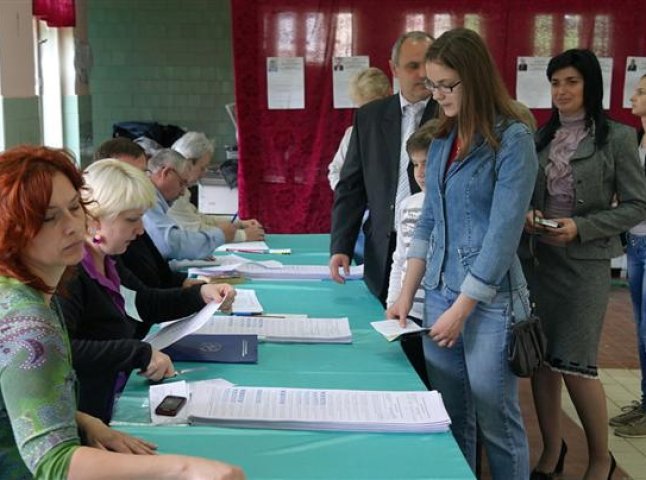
[534,217,560,229]
[155,395,187,417]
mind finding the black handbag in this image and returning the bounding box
[506,274,547,377]
[508,313,547,377]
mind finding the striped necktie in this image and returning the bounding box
[394,102,424,230]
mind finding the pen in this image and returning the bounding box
[226,248,268,254]
[231,213,238,224]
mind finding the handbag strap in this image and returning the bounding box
[506,271,531,326]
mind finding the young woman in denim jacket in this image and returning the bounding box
[388,28,538,479]
[525,51,646,480]
[610,74,646,438]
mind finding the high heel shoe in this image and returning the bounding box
[607,452,616,480]
[530,440,568,480]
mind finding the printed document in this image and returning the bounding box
[197,316,352,343]
[187,385,451,433]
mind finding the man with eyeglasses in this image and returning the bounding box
[143,148,227,260]
[329,31,437,388]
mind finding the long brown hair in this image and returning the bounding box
[0,146,86,293]
[425,28,529,156]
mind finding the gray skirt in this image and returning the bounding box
[523,242,610,377]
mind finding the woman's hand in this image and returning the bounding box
[200,283,236,310]
[429,295,477,348]
[542,217,578,243]
[386,296,413,328]
[140,349,175,382]
[524,210,546,234]
[76,412,157,455]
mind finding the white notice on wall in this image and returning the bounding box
[267,57,305,109]
[515,56,552,108]
[332,56,371,108]
[598,58,613,110]
[516,56,613,110]
[623,57,646,108]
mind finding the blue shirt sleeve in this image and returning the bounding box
[143,193,226,260]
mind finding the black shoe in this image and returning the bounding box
[530,440,568,480]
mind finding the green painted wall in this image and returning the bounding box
[1,97,41,148]
[87,0,236,156]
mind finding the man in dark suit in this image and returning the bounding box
[329,31,436,303]
[329,32,436,389]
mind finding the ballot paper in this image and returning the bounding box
[187,385,451,433]
[143,301,223,351]
[230,288,264,315]
[149,379,234,425]
[235,263,364,280]
[197,316,352,343]
[370,320,430,342]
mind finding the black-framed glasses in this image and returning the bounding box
[424,79,462,94]
[168,168,190,189]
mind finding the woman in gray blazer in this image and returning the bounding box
[525,49,646,480]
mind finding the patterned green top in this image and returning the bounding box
[0,276,80,479]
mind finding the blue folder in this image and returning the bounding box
[162,334,258,363]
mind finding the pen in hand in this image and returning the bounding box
[231,213,238,224]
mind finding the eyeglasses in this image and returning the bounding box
[168,168,190,189]
[424,79,462,94]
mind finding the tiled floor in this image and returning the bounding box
[521,285,645,480]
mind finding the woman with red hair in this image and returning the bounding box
[0,146,244,479]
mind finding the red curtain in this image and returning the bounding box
[33,0,75,27]
[231,0,646,234]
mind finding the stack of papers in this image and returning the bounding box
[235,263,364,280]
[370,320,430,342]
[230,288,264,315]
[188,384,451,433]
[197,316,352,343]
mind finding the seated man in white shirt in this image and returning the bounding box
[170,131,264,242]
[144,149,227,260]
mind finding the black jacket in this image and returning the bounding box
[330,95,436,300]
[120,231,186,288]
[56,259,204,422]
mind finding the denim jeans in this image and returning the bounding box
[422,285,529,480]
[626,233,646,408]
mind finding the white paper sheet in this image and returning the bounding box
[370,319,429,342]
[332,56,371,108]
[267,57,305,109]
[231,289,264,315]
[143,301,222,350]
[149,380,189,425]
[188,385,450,433]
[150,378,235,425]
[120,286,143,322]
[197,316,352,343]
[623,56,646,108]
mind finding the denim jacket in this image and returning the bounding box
[408,119,538,303]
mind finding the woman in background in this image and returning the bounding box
[0,145,243,479]
[388,28,537,479]
[526,50,646,480]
